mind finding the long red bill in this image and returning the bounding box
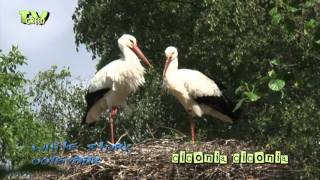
[131,45,152,67]
[163,56,172,77]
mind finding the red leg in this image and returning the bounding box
[109,107,118,144]
[189,114,196,144]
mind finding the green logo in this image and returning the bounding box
[19,10,50,25]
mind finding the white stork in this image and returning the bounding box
[82,34,152,144]
[162,46,238,143]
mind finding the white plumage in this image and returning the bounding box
[163,46,237,143]
[85,60,145,124]
[180,69,222,98]
[82,34,151,143]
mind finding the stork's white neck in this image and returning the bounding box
[165,58,178,76]
[122,46,140,63]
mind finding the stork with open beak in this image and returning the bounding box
[82,34,152,144]
[162,46,238,144]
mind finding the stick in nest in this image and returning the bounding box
[121,124,136,144]
[116,132,128,144]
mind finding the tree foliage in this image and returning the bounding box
[73,0,320,177]
[29,66,86,142]
[0,47,56,167]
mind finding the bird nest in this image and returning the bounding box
[31,139,294,179]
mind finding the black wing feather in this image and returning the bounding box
[81,88,110,125]
[194,94,240,120]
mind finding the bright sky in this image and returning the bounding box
[0,0,96,80]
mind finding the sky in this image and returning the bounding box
[0,0,96,81]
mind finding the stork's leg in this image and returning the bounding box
[109,107,118,144]
[188,113,196,144]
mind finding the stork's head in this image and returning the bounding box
[118,34,152,67]
[165,46,178,60]
[163,46,178,76]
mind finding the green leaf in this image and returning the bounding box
[287,6,298,13]
[268,79,285,91]
[233,98,245,112]
[268,70,277,78]
[305,1,315,8]
[244,92,261,102]
[269,7,278,16]
[270,59,280,66]
[315,39,320,44]
[234,86,244,94]
[272,14,283,25]
[306,19,317,29]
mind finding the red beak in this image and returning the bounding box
[131,45,152,67]
[163,56,172,77]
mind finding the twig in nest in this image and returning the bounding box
[136,138,158,145]
[224,139,237,145]
[93,168,106,176]
[121,124,136,144]
[44,175,56,180]
[63,167,92,179]
[116,132,128,144]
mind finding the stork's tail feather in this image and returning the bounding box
[81,108,96,127]
[221,94,241,121]
[195,94,240,121]
[81,111,89,125]
[81,113,87,125]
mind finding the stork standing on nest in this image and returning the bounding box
[162,46,238,144]
[82,34,152,144]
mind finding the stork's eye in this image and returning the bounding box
[129,39,134,43]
